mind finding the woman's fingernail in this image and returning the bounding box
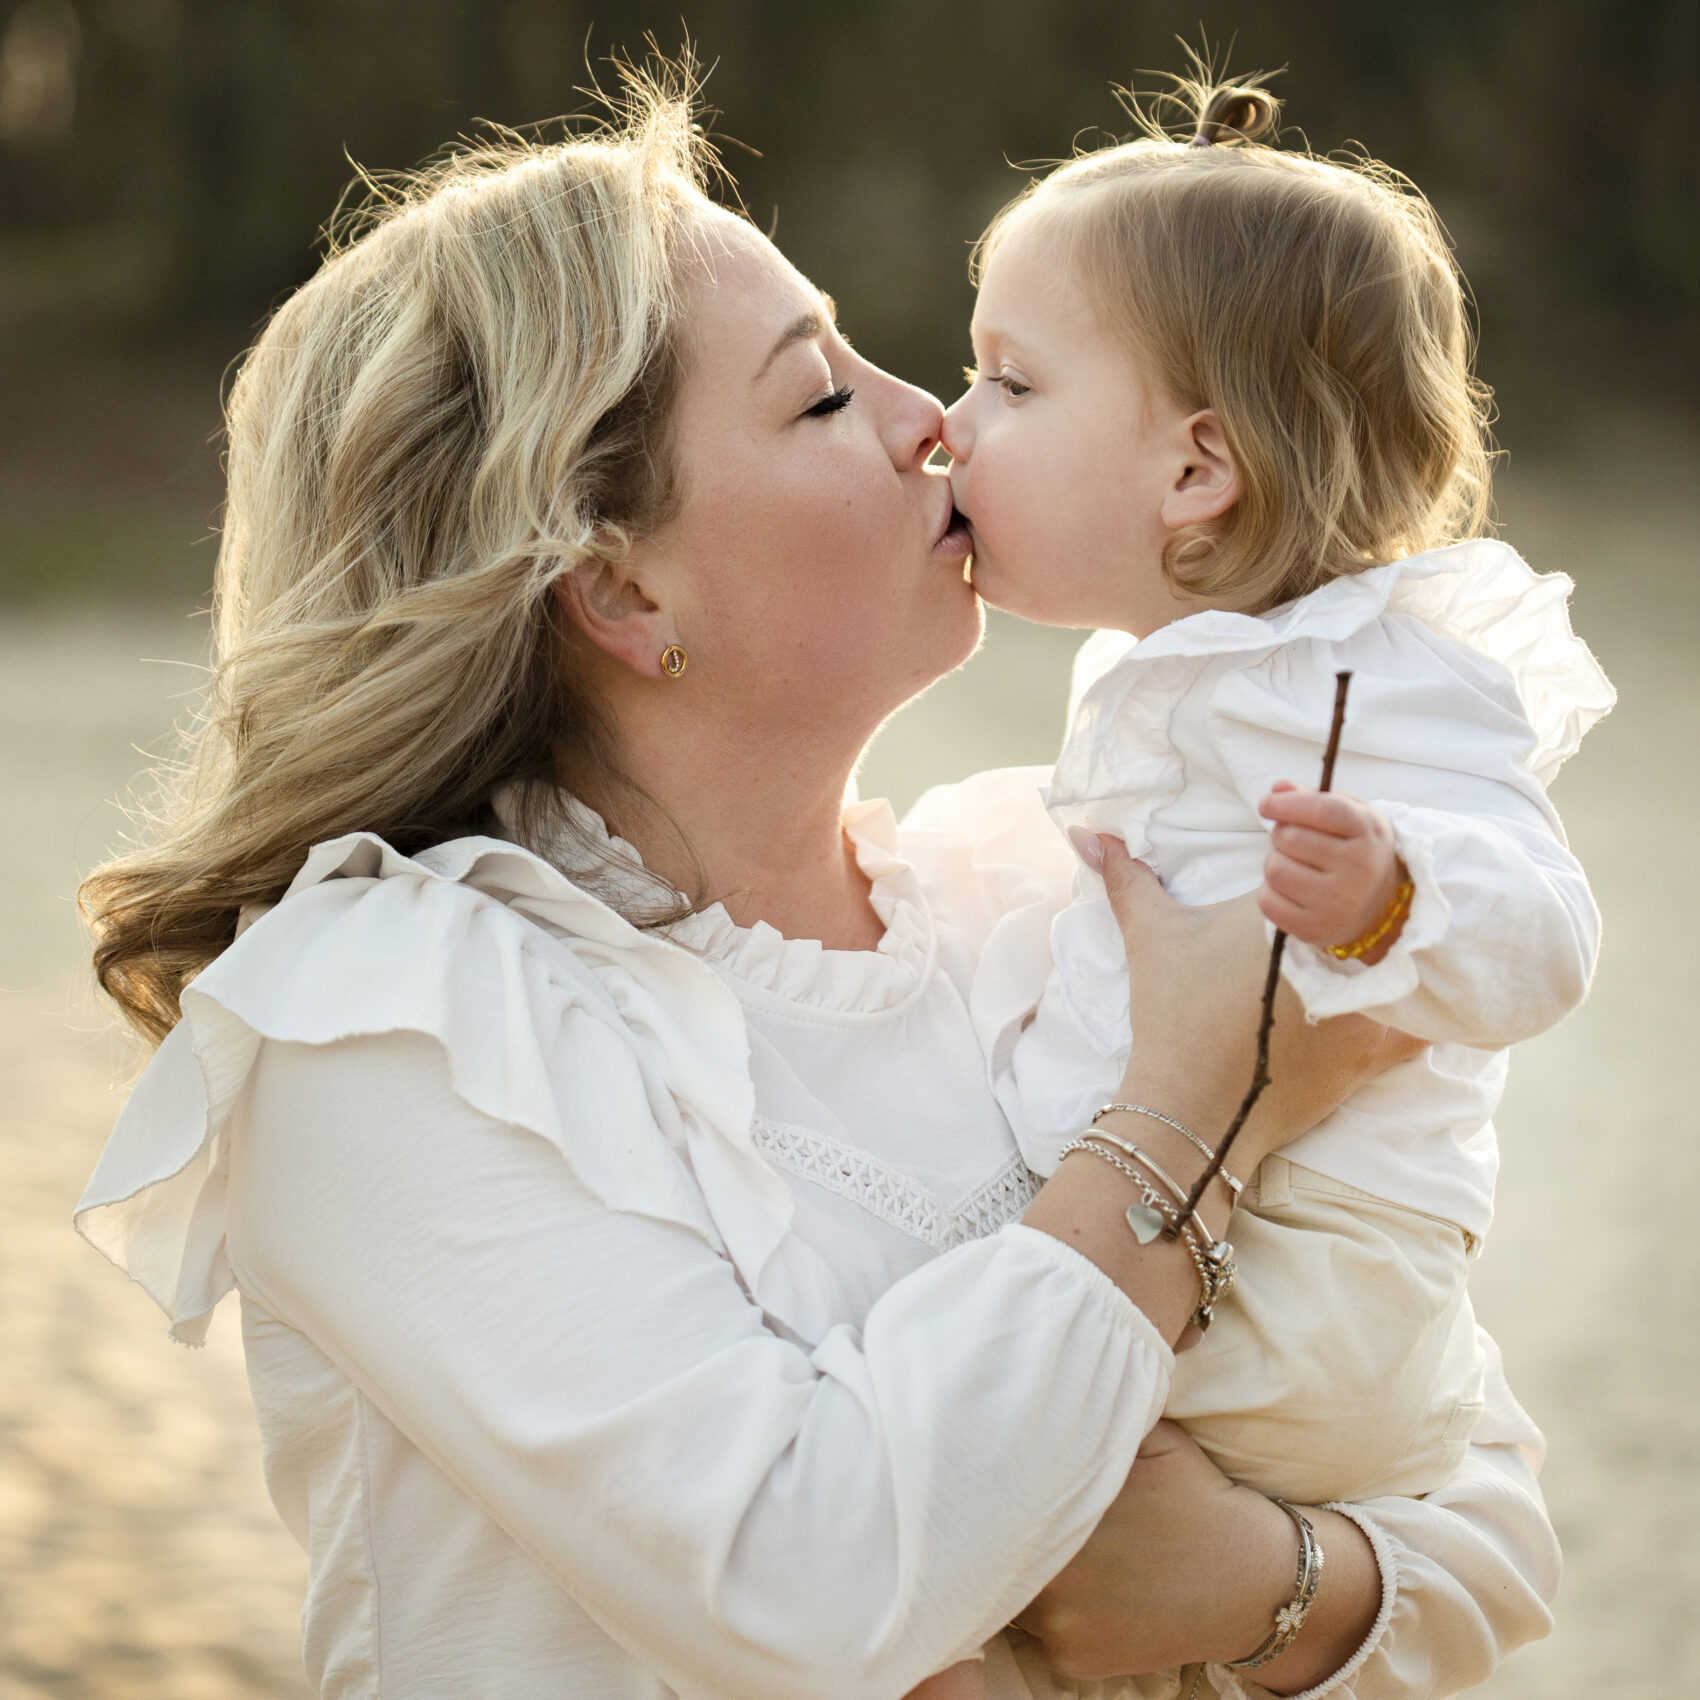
[1067,825,1106,871]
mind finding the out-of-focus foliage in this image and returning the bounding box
[1,0,1695,397]
[0,1,1693,603]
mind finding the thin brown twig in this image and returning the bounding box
[1170,670,1353,1236]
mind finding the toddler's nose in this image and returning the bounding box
[939,393,972,463]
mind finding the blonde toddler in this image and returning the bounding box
[909,73,1611,1700]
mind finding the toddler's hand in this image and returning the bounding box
[1257,781,1404,960]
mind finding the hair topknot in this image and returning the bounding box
[1110,48,1283,151]
[1191,84,1279,147]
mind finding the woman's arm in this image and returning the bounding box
[229,1027,1171,1700]
[1012,1423,1381,1685]
[1013,1358,1557,1698]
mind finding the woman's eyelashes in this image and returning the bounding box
[803,383,855,418]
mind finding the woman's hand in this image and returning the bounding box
[1014,1422,1380,1690]
[1099,838,1424,1180]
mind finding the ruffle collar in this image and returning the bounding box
[520,792,938,1017]
[1052,539,1614,843]
[676,800,937,1016]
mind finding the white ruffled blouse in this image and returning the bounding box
[75,774,1559,1699]
[1004,540,1614,1238]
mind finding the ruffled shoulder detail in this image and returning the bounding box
[75,832,859,1346]
[1382,539,1614,785]
[672,801,937,1015]
[899,766,1078,1087]
[1051,540,1613,840]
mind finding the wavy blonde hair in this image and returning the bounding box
[976,76,1493,612]
[83,73,716,1046]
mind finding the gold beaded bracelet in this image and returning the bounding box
[1323,870,1414,960]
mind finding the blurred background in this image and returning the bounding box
[1,2,1695,1696]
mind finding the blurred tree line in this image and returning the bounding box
[0,0,1695,597]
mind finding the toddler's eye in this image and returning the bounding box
[963,364,1030,399]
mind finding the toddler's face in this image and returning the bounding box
[942,204,1236,636]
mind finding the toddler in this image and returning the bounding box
[912,77,1612,1699]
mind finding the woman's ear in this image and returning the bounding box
[1160,410,1241,533]
[554,549,680,681]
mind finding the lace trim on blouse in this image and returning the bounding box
[751,1117,1042,1254]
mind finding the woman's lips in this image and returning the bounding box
[933,506,973,558]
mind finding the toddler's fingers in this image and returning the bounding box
[1262,853,1336,908]
[1257,885,1312,935]
[1269,822,1348,872]
[1258,787,1369,837]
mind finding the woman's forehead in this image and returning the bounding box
[679,208,826,373]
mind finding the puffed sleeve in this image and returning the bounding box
[225,1029,1171,1700]
[1213,1335,1559,1700]
[1209,617,1601,1047]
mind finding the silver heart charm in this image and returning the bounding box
[1126,1203,1166,1245]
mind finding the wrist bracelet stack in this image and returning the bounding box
[1092,1105,1243,1200]
[1056,1103,1239,1333]
[1226,1498,1325,1670]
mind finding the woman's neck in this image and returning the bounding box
[567,702,884,953]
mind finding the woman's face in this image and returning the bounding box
[630,206,978,749]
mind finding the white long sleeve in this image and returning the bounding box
[1206,621,1601,1048]
[1324,1439,1560,1699]
[227,1029,1171,1700]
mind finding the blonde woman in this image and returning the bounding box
[77,83,1557,1699]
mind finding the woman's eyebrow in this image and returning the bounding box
[755,295,838,382]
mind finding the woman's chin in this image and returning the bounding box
[901,590,985,702]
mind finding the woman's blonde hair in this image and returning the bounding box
[977,74,1493,612]
[83,71,716,1046]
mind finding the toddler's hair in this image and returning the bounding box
[977,75,1492,612]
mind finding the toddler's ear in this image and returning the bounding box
[1161,409,1241,531]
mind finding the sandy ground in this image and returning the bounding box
[2,441,1696,1697]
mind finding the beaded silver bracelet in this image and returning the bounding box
[1094,1102,1225,1172]
[1225,1498,1325,1670]
[1087,1122,1243,1204]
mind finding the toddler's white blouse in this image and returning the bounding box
[76,784,1559,1699]
[1002,540,1614,1240]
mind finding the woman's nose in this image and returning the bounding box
[886,376,946,470]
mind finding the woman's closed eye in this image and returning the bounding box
[803,383,855,418]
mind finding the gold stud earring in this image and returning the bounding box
[660,644,688,678]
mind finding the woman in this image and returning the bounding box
[76,85,1557,1698]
